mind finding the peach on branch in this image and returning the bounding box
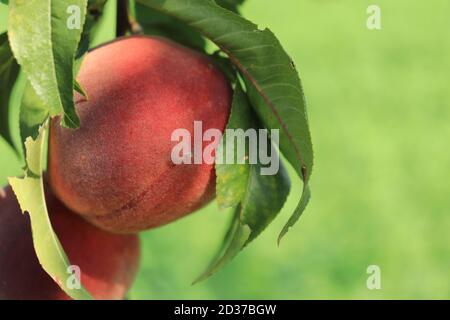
[49,36,232,233]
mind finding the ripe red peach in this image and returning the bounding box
[0,186,140,300]
[49,35,231,233]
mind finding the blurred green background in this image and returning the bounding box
[1,0,449,299]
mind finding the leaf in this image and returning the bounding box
[137,0,313,241]
[278,185,311,244]
[8,120,93,300]
[215,83,253,209]
[0,32,20,152]
[194,211,251,284]
[134,2,206,50]
[205,208,241,266]
[8,0,88,129]
[215,0,245,13]
[17,0,107,154]
[194,83,291,283]
[73,79,87,98]
[195,163,290,282]
[19,81,49,156]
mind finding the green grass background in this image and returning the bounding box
[1,0,449,299]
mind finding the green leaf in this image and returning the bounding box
[194,211,251,284]
[73,79,88,98]
[278,184,311,244]
[137,0,313,241]
[8,0,88,129]
[0,0,8,5]
[15,0,107,150]
[195,163,290,282]
[215,0,245,13]
[0,32,19,153]
[8,120,93,300]
[216,83,253,209]
[194,83,291,283]
[135,2,206,51]
[19,81,49,156]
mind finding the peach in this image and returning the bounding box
[49,35,231,233]
[0,186,140,300]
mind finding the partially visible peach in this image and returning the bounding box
[0,186,140,300]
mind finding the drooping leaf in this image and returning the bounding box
[194,210,251,284]
[278,184,311,244]
[8,120,93,300]
[194,83,291,283]
[195,163,290,283]
[221,84,292,236]
[8,0,88,129]
[204,208,240,267]
[0,32,19,152]
[215,83,254,209]
[137,0,313,241]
